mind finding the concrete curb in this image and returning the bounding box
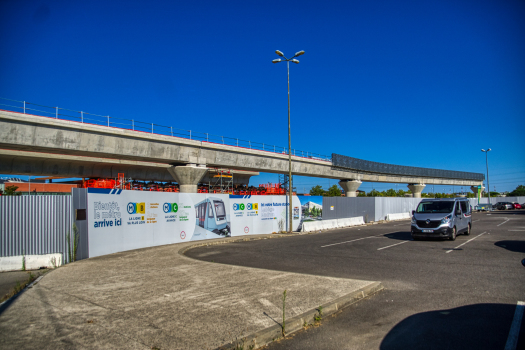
[180,236,384,350]
[216,281,384,350]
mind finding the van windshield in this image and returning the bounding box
[416,201,454,213]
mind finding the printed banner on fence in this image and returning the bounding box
[87,189,301,258]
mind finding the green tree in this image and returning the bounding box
[310,185,325,196]
[483,191,500,197]
[396,189,408,197]
[3,185,21,196]
[367,189,383,197]
[508,185,525,197]
[357,191,366,197]
[327,185,342,197]
[384,189,396,197]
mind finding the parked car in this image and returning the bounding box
[512,202,522,209]
[474,204,492,211]
[495,202,513,210]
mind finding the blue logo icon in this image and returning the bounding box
[233,203,239,210]
[127,202,136,214]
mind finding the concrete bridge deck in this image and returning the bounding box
[0,110,483,196]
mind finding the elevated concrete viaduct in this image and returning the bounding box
[0,110,483,195]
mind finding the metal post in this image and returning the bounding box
[222,136,224,144]
[81,111,83,123]
[249,141,251,149]
[56,107,58,119]
[23,101,26,114]
[171,127,173,136]
[206,133,208,142]
[152,123,154,133]
[486,151,490,205]
[190,130,191,140]
[274,145,276,153]
[132,120,135,131]
[237,139,238,147]
[263,143,265,151]
[287,60,292,233]
[107,116,110,126]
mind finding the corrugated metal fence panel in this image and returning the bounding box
[0,196,71,261]
[322,197,376,222]
[374,197,421,221]
[472,196,525,205]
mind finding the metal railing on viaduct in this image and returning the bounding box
[0,97,484,183]
[0,97,331,161]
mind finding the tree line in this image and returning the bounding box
[307,184,525,198]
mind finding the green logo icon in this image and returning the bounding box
[172,203,178,213]
[240,203,245,210]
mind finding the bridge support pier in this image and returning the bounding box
[408,184,426,198]
[168,164,208,193]
[470,185,485,197]
[339,180,362,197]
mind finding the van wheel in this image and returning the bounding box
[449,227,457,241]
[465,224,471,236]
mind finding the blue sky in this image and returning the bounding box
[1,0,524,194]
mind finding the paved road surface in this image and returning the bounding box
[186,211,525,350]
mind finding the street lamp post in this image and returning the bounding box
[481,148,491,205]
[273,50,304,233]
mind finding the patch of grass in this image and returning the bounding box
[314,306,323,323]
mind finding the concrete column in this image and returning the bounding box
[339,180,362,197]
[408,184,426,198]
[470,185,485,197]
[168,165,208,193]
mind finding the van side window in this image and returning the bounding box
[460,201,468,213]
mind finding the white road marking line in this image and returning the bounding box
[472,219,480,222]
[508,230,525,231]
[320,233,389,248]
[497,218,510,227]
[377,240,410,251]
[504,301,525,350]
[445,232,487,253]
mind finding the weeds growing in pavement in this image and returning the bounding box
[1,272,40,303]
[278,218,285,233]
[66,223,80,263]
[21,251,26,271]
[49,256,57,269]
[314,306,323,323]
[282,289,287,336]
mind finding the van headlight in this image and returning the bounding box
[411,216,416,224]
[441,214,452,224]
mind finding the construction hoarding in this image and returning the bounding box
[86,189,301,258]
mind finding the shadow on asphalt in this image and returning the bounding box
[380,303,521,350]
[383,232,411,241]
[494,240,525,254]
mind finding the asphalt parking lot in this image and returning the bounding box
[186,210,525,350]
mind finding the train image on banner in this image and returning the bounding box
[194,197,231,238]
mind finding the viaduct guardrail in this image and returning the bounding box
[0,97,331,162]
